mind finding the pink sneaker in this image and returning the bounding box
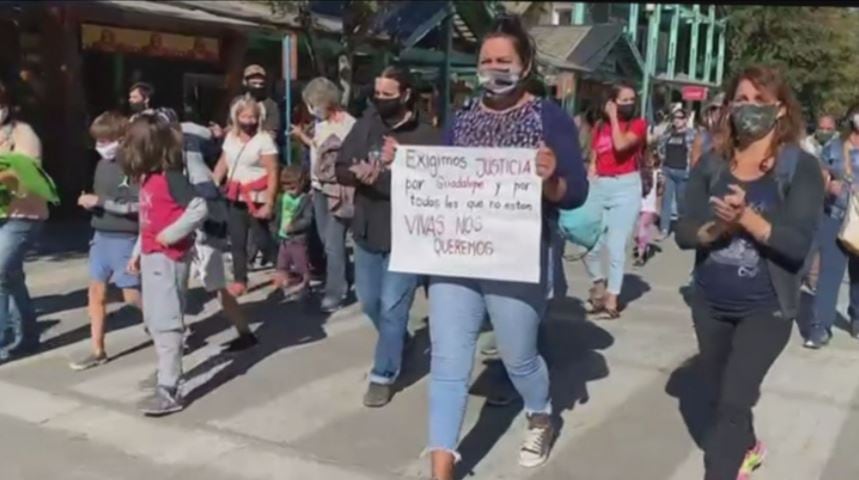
[737,441,766,480]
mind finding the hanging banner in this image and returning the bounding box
[81,24,220,63]
[389,146,542,284]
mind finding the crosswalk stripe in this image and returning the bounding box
[210,364,374,444]
[0,379,391,480]
[0,381,82,423]
[399,320,697,479]
[668,329,859,480]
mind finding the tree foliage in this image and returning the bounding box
[725,6,859,119]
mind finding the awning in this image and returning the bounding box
[530,24,644,81]
[93,0,296,31]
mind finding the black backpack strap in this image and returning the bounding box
[774,144,802,200]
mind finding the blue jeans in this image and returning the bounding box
[312,189,349,302]
[661,167,689,234]
[353,243,418,385]
[810,214,859,332]
[584,173,642,295]
[0,219,42,358]
[427,272,551,455]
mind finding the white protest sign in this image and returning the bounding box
[389,145,542,283]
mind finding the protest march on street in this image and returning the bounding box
[1,2,859,479]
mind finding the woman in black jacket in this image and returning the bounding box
[335,66,440,408]
[675,65,823,480]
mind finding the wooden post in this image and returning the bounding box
[627,4,640,43]
[667,5,679,78]
[703,5,715,84]
[716,26,726,86]
[220,29,249,121]
[573,3,586,25]
[41,5,89,216]
[641,4,661,118]
[440,2,453,126]
[688,4,700,80]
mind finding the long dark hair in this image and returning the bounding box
[379,65,417,109]
[714,65,803,159]
[481,14,536,79]
[121,112,184,180]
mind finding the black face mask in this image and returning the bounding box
[617,104,636,121]
[373,96,403,120]
[247,85,267,101]
[129,101,147,114]
[239,122,258,135]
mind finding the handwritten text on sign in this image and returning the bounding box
[389,146,542,283]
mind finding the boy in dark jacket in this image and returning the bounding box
[273,165,312,301]
[72,111,141,371]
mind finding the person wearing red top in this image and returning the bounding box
[584,81,647,318]
[123,111,208,416]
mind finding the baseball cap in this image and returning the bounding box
[243,64,266,79]
[706,92,725,110]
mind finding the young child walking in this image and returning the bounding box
[634,149,661,267]
[72,111,141,371]
[272,165,312,302]
[124,111,208,416]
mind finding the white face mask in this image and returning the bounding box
[477,68,522,96]
[96,141,120,160]
[852,114,859,130]
[0,108,8,125]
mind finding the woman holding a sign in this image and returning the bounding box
[425,16,587,478]
[675,66,823,480]
[335,66,439,408]
[583,82,648,319]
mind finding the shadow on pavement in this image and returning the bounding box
[35,303,143,357]
[181,292,330,406]
[665,354,713,449]
[453,297,613,479]
[619,273,652,308]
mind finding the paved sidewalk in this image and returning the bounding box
[1,238,858,479]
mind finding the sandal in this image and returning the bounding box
[586,281,607,314]
[602,295,621,320]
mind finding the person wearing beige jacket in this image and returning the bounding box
[0,81,47,360]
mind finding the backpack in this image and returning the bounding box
[705,143,802,201]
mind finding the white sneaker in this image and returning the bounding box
[519,413,553,468]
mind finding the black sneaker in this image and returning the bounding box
[69,352,108,371]
[225,333,259,352]
[138,386,184,416]
[851,321,859,339]
[363,382,392,408]
[320,296,346,314]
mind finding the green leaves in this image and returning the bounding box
[725,6,859,118]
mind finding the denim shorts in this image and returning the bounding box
[89,231,140,289]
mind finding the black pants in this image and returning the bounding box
[228,202,276,284]
[692,296,792,480]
